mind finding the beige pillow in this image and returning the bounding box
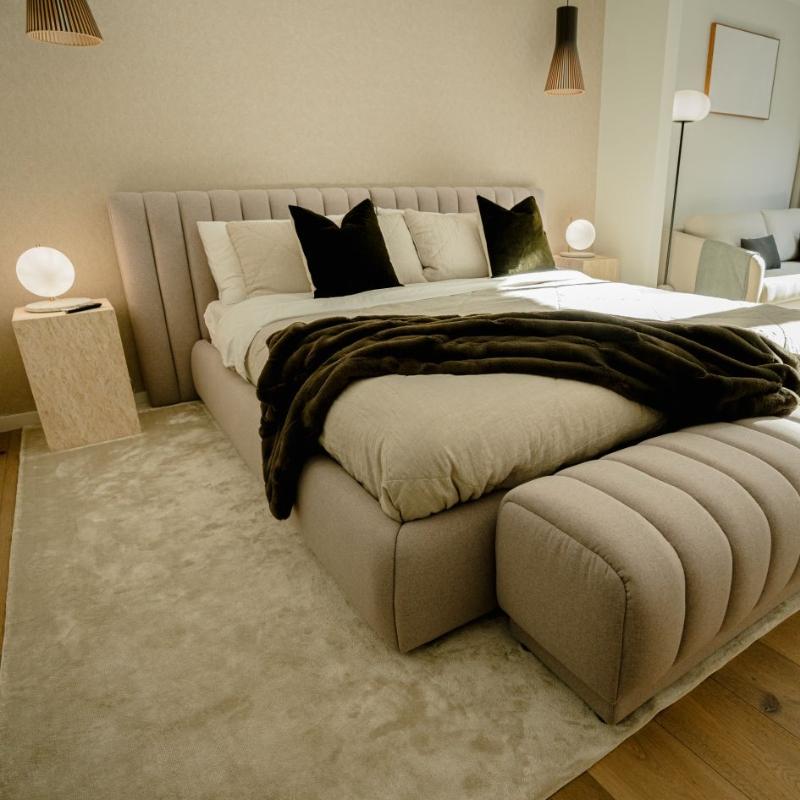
[226,220,312,296]
[403,209,490,281]
[197,221,247,304]
[376,208,425,284]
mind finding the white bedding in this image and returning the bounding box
[205,271,800,521]
[206,270,776,382]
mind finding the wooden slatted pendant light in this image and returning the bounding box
[26,0,103,46]
[544,3,584,95]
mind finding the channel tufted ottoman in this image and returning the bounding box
[496,415,800,723]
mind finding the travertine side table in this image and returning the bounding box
[554,254,620,282]
[12,299,140,450]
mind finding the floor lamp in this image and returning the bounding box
[664,90,711,283]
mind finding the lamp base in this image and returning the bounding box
[559,251,595,259]
[24,297,92,314]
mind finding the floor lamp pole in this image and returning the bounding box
[663,120,686,284]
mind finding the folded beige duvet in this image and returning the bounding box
[208,272,800,521]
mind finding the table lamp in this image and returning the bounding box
[561,219,596,258]
[16,247,90,312]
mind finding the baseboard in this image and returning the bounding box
[0,410,39,434]
[0,392,149,433]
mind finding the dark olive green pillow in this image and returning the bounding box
[477,195,554,276]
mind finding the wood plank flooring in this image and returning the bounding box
[553,613,800,799]
[762,614,800,666]
[0,429,797,798]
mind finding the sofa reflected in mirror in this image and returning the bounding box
[668,209,800,305]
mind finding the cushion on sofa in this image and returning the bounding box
[741,234,781,270]
[683,212,768,247]
[762,209,800,262]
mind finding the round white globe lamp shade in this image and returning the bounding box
[565,219,596,253]
[16,247,89,312]
[672,90,710,123]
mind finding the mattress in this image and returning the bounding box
[207,271,800,521]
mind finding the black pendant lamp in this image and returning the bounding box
[545,3,585,96]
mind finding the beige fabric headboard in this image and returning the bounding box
[108,186,541,406]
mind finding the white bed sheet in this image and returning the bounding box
[207,270,767,383]
[203,300,226,342]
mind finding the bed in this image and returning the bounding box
[108,186,800,652]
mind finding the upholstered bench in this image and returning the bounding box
[496,415,800,723]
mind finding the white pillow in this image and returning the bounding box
[197,221,247,304]
[315,208,425,285]
[403,209,490,281]
[376,208,425,284]
[226,220,312,296]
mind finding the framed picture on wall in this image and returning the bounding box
[705,23,779,120]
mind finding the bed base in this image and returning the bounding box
[110,188,538,651]
[192,340,501,651]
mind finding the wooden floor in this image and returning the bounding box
[0,430,798,797]
[554,621,800,795]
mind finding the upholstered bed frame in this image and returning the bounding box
[108,186,540,651]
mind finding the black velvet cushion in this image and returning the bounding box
[741,234,781,270]
[477,195,554,276]
[289,199,400,297]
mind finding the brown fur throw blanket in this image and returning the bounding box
[257,310,800,519]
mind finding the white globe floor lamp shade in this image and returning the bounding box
[673,89,711,123]
[561,219,596,258]
[664,90,711,281]
[16,247,90,312]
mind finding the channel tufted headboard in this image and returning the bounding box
[108,186,542,406]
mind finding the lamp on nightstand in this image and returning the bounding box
[560,219,596,259]
[16,247,90,312]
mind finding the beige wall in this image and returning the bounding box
[0,0,605,416]
[595,0,681,286]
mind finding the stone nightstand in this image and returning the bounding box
[12,299,140,451]
[554,254,620,282]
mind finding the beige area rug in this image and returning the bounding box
[2,403,799,800]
